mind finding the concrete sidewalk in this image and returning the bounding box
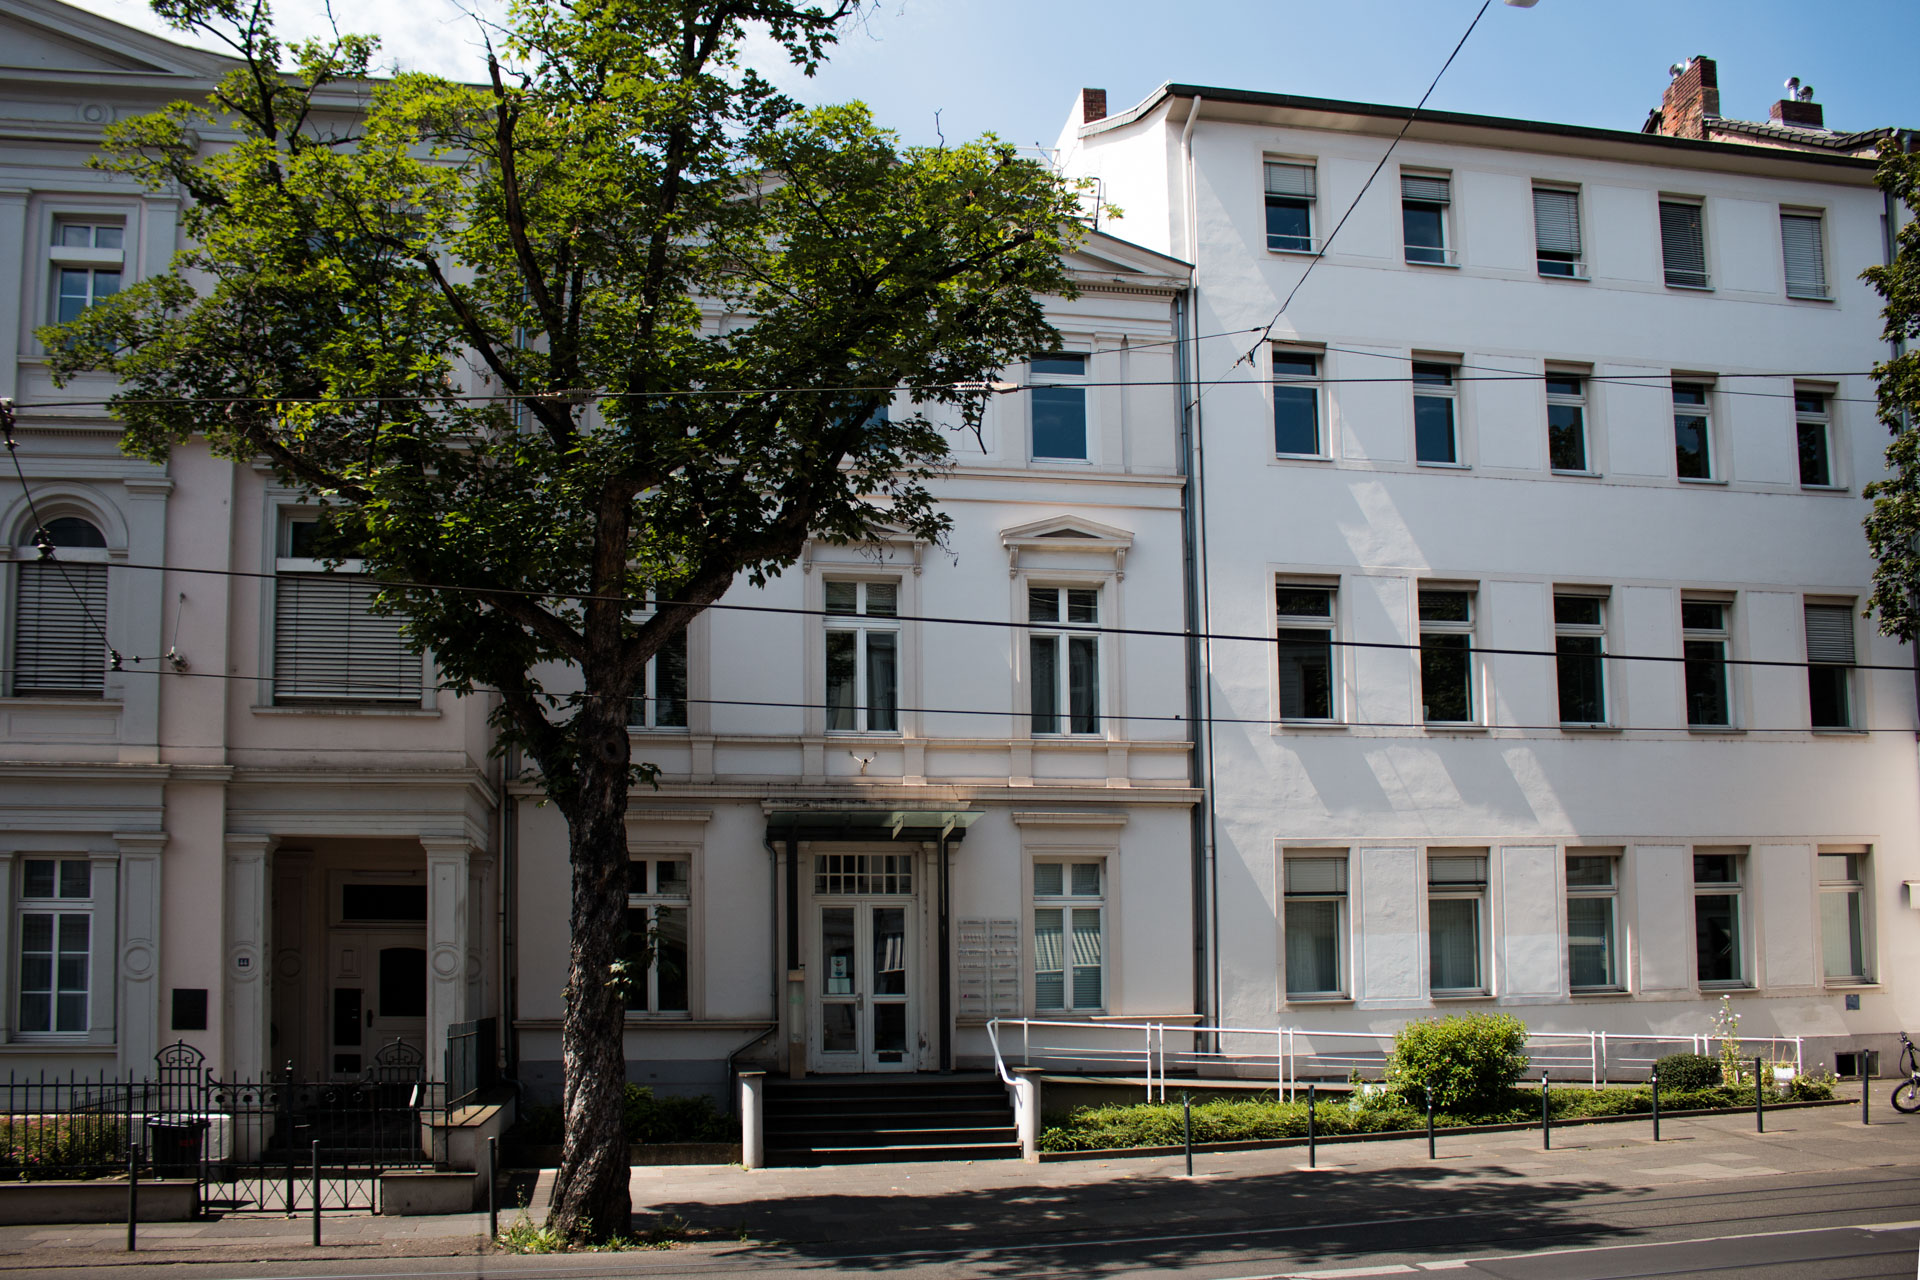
[0,1102,1912,1270]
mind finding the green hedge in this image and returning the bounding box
[514,1084,729,1147]
[1383,1013,1529,1110]
[1653,1053,1721,1092]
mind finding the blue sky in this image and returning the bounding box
[73,0,1920,154]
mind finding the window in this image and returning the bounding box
[824,580,899,733]
[1412,362,1459,465]
[1533,186,1584,278]
[1030,354,1088,461]
[1804,601,1855,730]
[1265,161,1318,253]
[273,516,421,705]
[1032,860,1102,1013]
[1566,853,1620,991]
[1554,593,1607,725]
[1418,588,1474,724]
[628,604,688,730]
[1672,382,1713,480]
[1781,211,1829,299]
[48,220,123,325]
[1401,173,1452,265]
[1546,373,1588,473]
[1273,350,1323,456]
[624,858,689,1014]
[12,517,108,698]
[1276,585,1336,721]
[1682,599,1731,728]
[1659,199,1708,288]
[1796,391,1834,487]
[1029,586,1099,735]
[1692,851,1746,987]
[1283,854,1346,999]
[18,858,91,1034]
[1428,852,1487,994]
[1818,850,1869,984]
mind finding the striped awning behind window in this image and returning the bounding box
[13,562,105,696]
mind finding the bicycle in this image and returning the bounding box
[1892,1032,1920,1113]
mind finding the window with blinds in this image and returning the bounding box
[1781,211,1828,299]
[1428,852,1488,994]
[1533,186,1583,277]
[1659,200,1708,288]
[1264,161,1318,254]
[272,574,420,704]
[1402,173,1452,265]
[1805,601,1856,730]
[13,516,110,698]
[1283,854,1347,999]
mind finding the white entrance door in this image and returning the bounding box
[327,930,427,1079]
[814,902,915,1072]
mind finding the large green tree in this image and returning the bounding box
[42,0,1084,1240]
[1863,137,1920,637]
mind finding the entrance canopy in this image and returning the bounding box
[764,809,981,844]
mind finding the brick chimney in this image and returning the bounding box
[1082,88,1107,124]
[1654,55,1719,141]
[1770,79,1825,129]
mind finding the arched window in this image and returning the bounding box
[13,517,108,697]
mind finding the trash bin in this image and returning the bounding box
[145,1118,209,1178]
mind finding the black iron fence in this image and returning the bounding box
[446,1017,499,1108]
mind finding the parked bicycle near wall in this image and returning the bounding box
[1892,1032,1920,1113]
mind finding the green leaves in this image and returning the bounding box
[1863,139,1920,641]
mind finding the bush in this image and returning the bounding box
[1653,1053,1720,1093]
[514,1084,730,1148]
[0,1116,128,1180]
[1383,1013,1529,1111]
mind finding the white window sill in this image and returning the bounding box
[1687,724,1743,735]
[1274,453,1334,464]
[1404,257,1460,269]
[1424,721,1487,734]
[1822,980,1879,991]
[1801,484,1850,494]
[1283,995,1352,1007]
[1267,246,1322,258]
[1537,269,1590,282]
[0,696,120,709]
[1665,281,1714,292]
[1417,460,1470,470]
[623,1013,693,1022]
[1431,991,1494,1002]
[1569,988,1633,999]
[1786,290,1834,303]
[1031,456,1093,466]
[1551,469,1603,479]
[1559,723,1622,734]
[824,730,904,738]
[1677,476,1727,485]
[628,726,692,735]
[1811,727,1868,736]
[1699,983,1756,995]
[254,703,439,718]
[1276,720,1348,732]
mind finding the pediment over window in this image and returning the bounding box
[802,527,928,576]
[1001,516,1132,578]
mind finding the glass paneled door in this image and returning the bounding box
[814,903,915,1072]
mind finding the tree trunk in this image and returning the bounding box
[544,707,636,1243]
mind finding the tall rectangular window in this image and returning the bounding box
[1804,601,1855,730]
[1682,599,1731,728]
[1692,851,1745,987]
[1659,199,1708,288]
[1276,585,1336,721]
[1412,362,1459,465]
[1418,588,1474,724]
[1554,593,1607,725]
[18,858,91,1034]
[1818,850,1869,984]
[1566,853,1620,991]
[1283,855,1347,999]
[1030,354,1087,461]
[1265,161,1317,254]
[48,220,124,325]
[1428,852,1487,994]
[628,622,689,729]
[1033,861,1103,1013]
[624,858,689,1014]
[273,515,421,705]
[1781,210,1829,299]
[824,580,899,733]
[1796,391,1834,488]
[12,516,108,698]
[1672,382,1713,481]
[1029,586,1100,735]
[1273,350,1323,456]
[1401,173,1452,265]
[1546,373,1588,473]
[1533,186,1584,277]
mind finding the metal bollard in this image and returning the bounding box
[1181,1091,1193,1177]
[1541,1072,1551,1150]
[126,1143,139,1253]
[1753,1056,1765,1134]
[1306,1084,1317,1169]
[488,1135,499,1239]
[1650,1071,1660,1142]
[311,1140,321,1247]
[1861,1052,1872,1126]
[1426,1091,1436,1160]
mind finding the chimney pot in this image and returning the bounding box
[1770,97,1825,128]
[1082,88,1107,124]
[1655,55,1719,140]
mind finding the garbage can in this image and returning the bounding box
[145,1118,209,1178]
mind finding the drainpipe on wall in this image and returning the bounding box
[938,826,953,1072]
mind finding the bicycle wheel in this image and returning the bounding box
[1892,1079,1920,1114]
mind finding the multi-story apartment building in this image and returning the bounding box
[1054,65,1919,1070]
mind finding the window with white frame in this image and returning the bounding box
[1682,598,1731,728]
[1283,854,1347,999]
[1032,860,1103,1013]
[1546,372,1589,473]
[273,515,421,705]
[1276,584,1336,722]
[1428,851,1487,994]
[17,858,91,1034]
[13,517,109,698]
[1533,186,1584,277]
[1265,161,1318,254]
[1413,361,1460,465]
[1272,349,1324,457]
[1566,851,1621,991]
[1028,586,1100,735]
[1796,390,1835,488]
[1692,850,1746,987]
[1659,199,1709,288]
[1418,588,1474,724]
[1818,849,1870,984]
[1672,381,1714,480]
[48,220,123,326]
[1401,172,1452,265]
[824,580,899,733]
[1781,210,1829,299]
[627,601,688,730]
[624,857,689,1014]
[1805,600,1856,730]
[1030,354,1088,461]
[1554,593,1607,725]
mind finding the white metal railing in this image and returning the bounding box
[985,1018,1803,1102]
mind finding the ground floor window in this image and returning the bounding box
[1283,853,1347,999]
[1033,860,1103,1013]
[624,857,689,1014]
[17,858,92,1034]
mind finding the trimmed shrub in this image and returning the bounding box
[1652,1053,1720,1093]
[1383,1013,1529,1111]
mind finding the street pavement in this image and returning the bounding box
[0,1100,1913,1277]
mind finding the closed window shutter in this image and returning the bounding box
[1401,174,1450,204]
[1781,214,1827,296]
[1266,162,1316,199]
[274,574,420,702]
[1284,857,1347,895]
[1804,604,1856,664]
[1533,188,1581,254]
[13,562,105,695]
[1660,201,1707,286]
